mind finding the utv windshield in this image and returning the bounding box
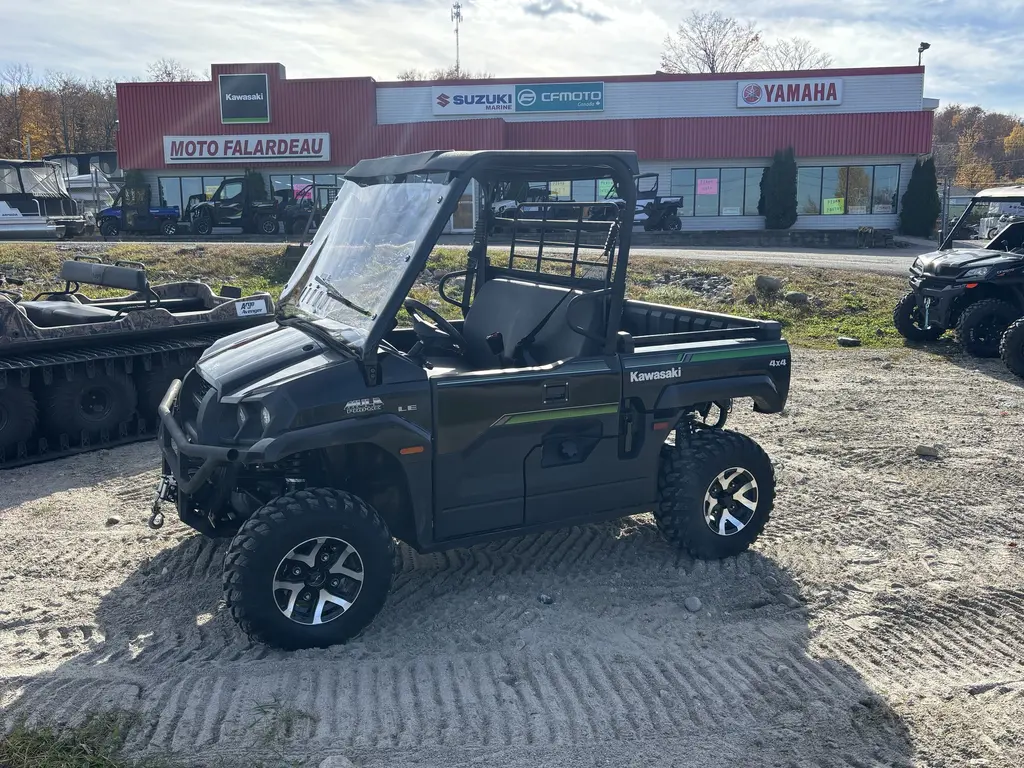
[277,175,449,350]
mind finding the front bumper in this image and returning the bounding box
[909,275,966,328]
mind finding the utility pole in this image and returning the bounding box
[451,2,463,75]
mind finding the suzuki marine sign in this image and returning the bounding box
[431,82,604,115]
[163,133,330,164]
[737,78,843,108]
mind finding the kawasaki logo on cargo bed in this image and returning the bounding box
[630,366,681,383]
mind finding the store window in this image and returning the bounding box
[720,168,745,216]
[797,167,823,214]
[872,165,900,214]
[744,168,764,215]
[797,164,901,216]
[669,169,695,216]
[572,179,597,202]
[671,166,767,216]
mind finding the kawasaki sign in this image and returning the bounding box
[219,73,270,124]
[431,82,603,115]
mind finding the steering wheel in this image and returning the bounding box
[403,299,467,355]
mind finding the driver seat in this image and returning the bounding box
[461,277,605,369]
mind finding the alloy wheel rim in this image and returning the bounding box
[703,467,758,536]
[273,536,364,626]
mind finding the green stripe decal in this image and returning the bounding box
[681,344,790,363]
[495,403,618,427]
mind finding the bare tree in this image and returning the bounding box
[0,64,34,156]
[145,58,199,82]
[660,11,762,74]
[46,71,86,153]
[758,37,833,71]
[397,66,493,81]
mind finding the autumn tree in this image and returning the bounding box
[1004,124,1024,180]
[660,11,762,74]
[954,128,998,188]
[758,37,833,70]
[0,64,34,157]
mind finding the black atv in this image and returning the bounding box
[894,186,1024,357]
[154,149,791,650]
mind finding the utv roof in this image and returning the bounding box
[344,150,640,183]
[974,185,1024,201]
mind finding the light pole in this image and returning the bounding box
[451,2,463,75]
[918,42,931,67]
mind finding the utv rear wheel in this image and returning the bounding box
[956,298,1019,357]
[42,369,137,436]
[258,216,278,236]
[160,219,178,236]
[893,292,944,342]
[224,488,395,650]
[1000,317,1024,378]
[656,429,775,559]
[0,384,37,450]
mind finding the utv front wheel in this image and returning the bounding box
[1000,317,1024,378]
[224,488,395,650]
[893,292,944,342]
[656,429,775,559]
[956,298,1019,357]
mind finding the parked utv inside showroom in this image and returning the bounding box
[154,150,792,650]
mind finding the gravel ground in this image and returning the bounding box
[1,347,1022,767]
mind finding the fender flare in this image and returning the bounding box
[655,374,786,414]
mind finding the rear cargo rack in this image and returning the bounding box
[492,200,622,288]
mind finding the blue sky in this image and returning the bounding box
[4,0,1022,114]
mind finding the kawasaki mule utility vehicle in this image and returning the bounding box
[894,185,1024,357]
[154,150,791,650]
[184,177,278,236]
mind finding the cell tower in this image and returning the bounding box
[451,2,463,74]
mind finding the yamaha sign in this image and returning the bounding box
[219,73,270,124]
[737,77,843,108]
[431,81,604,115]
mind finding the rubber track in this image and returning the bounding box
[0,334,219,469]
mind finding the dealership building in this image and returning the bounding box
[116,62,936,232]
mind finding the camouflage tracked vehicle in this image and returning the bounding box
[0,257,274,468]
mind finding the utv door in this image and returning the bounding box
[213,180,245,225]
[431,358,628,540]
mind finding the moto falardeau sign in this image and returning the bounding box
[737,78,843,108]
[162,133,331,164]
[219,73,270,124]
[432,82,604,115]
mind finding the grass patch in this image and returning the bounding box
[0,713,167,768]
[0,242,908,348]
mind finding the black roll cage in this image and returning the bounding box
[340,150,640,362]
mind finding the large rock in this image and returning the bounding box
[755,275,784,293]
[784,291,809,306]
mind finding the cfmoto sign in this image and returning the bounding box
[514,82,604,113]
[431,81,604,115]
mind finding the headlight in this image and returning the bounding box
[962,267,990,279]
[237,405,248,427]
[260,407,272,429]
